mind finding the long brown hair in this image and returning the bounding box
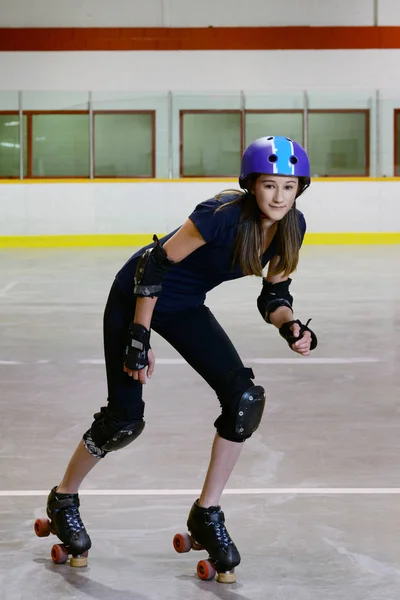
[216,177,308,278]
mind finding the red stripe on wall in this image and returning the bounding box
[1,26,400,51]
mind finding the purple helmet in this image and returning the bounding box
[239,136,311,189]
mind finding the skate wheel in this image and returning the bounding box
[34,518,51,538]
[51,544,68,564]
[173,533,192,553]
[70,555,88,568]
[217,570,236,584]
[197,559,216,581]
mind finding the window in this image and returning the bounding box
[245,111,303,148]
[0,113,28,178]
[308,110,369,176]
[94,111,155,177]
[30,112,90,177]
[180,108,369,178]
[395,110,400,176]
[180,111,242,177]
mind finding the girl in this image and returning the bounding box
[37,136,317,582]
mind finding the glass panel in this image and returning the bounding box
[395,111,400,176]
[308,111,368,176]
[181,112,241,177]
[244,91,305,111]
[0,114,27,177]
[92,92,169,178]
[32,114,89,177]
[22,91,90,111]
[173,92,241,178]
[245,112,303,147]
[94,113,153,177]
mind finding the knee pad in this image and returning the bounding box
[83,406,145,458]
[214,368,266,442]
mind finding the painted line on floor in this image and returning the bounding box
[0,357,382,366]
[1,488,400,497]
[0,360,23,365]
[78,357,380,366]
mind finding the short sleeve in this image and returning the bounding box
[189,197,241,243]
[297,209,307,246]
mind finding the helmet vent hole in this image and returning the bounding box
[268,154,278,163]
[267,136,273,140]
[289,155,298,164]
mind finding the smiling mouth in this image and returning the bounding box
[260,206,286,218]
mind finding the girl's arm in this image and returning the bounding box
[262,256,315,356]
[133,218,206,327]
[125,219,207,384]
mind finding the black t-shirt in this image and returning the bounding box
[115,194,306,312]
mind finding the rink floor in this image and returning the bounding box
[1,245,399,600]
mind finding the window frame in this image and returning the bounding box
[307,109,370,177]
[180,108,370,178]
[92,110,156,179]
[394,109,400,177]
[0,109,156,179]
[244,109,304,147]
[26,110,90,179]
[179,109,244,178]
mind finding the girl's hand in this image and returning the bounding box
[289,322,312,356]
[124,349,155,384]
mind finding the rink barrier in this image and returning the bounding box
[0,178,399,246]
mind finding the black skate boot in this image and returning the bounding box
[47,487,91,556]
[187,500,240,583]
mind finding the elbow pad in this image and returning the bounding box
[134,235,175,297]
[257,278,293,323]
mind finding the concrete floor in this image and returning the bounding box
[1,245,400,599]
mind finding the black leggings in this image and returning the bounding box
[102,279,246,425]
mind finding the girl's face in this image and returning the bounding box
[252,175,299,222]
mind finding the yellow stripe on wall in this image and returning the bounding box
[0,234,160,248]
[1,232,400,248]
[304,233,400,244]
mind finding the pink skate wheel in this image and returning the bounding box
[173,533,191,553]
[34,518,51,538]
[197,559,216,581]
[51,544,68,564]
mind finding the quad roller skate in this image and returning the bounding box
[34,486,91,567]
[173,500,241,583]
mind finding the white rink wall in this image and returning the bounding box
[0,181,399,236]
[0,0,384,28]
[2,0,400,28]
[2,50,400,92]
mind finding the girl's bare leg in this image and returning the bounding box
[56,441,100,494]
[198,434,244,507]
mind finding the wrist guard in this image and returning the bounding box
[279,318,318,351]
[123,323,151,371]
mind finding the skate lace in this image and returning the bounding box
[65,506,85,533]
[214,522,232,547]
